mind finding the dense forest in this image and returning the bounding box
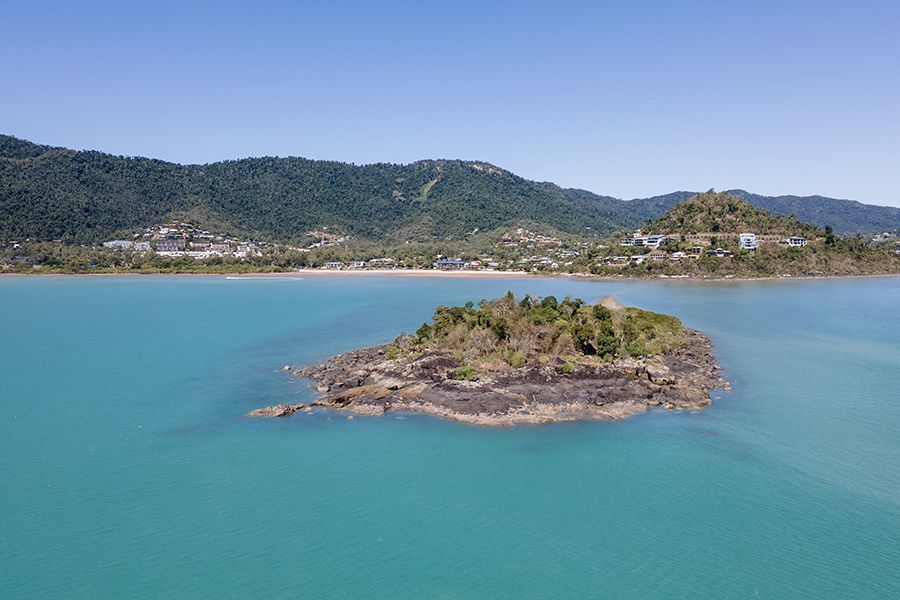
[2,134,898,243]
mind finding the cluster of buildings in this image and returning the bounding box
[101,223,265,260]
[434,258,501,271]
[619,233,669,248]
[305,228,350,249]
[601,229,812,267]
[619,230,809,251]
[323,258,397,270]
[871,232,900,253]
[496,228,563,249]
[618,229,809,253]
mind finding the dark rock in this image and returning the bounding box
[251,328,728,426]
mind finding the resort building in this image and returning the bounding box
[367,258,396,269]
[620,234,668,248]
[435,259,467,270]
[156,239,186,252]
[786,236,808,247]
[324,261,344,270]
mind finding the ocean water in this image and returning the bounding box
[1,274,899,599]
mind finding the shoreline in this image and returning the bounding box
[3,268,899,283]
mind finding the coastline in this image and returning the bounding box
[3,268,899,283]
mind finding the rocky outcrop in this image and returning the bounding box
[248,403,306,417]
[250,328,729,426]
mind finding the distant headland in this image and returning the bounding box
[251,293,729,426]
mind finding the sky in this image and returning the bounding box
[2,0,899,206]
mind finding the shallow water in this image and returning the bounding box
[2,275,899,598]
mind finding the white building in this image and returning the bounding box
[739,233,758,251]
[786,236,808,247]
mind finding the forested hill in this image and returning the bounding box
[626,190,900,234]
[0,135,633,243]
[726,190,900,235]
[645,191,822,237]
[1,134,897,243]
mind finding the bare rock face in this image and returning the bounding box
[250,329,728,426]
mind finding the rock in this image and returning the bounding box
[597,295,626,312]
[249,328,727,426]
[248,403,304,417]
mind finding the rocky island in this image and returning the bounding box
[251,293,729,426]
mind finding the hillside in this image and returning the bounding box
[1,134,898,243]
[644,191,822,236]
[625,189,900,235]
[0,135,626,243]
[726,190,900,235]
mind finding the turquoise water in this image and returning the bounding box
[1,274,899,598]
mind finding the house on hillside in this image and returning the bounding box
[705,248,733,257]
[739,233,758,251]
[780,236,808,247]
[620,234,668,248]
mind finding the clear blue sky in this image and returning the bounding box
[3,0,899,205]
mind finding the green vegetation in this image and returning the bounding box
[3,135,898,249]
[727,189,900,235]
[0,135,629,244]
[645,191,821,237]
[387,293,689,378]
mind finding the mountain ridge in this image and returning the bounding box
[2,134,897,242]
